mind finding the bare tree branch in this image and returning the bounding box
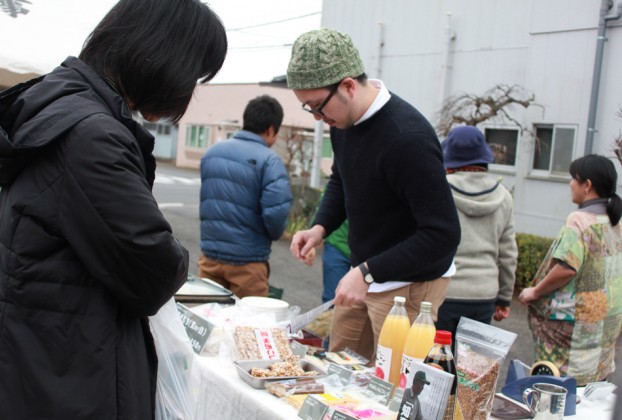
[0,0,31,18]
[435,84,541,137]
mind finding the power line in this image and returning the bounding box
[228,44,293,51]
[227,11,320,32]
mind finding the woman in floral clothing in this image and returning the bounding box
[519,154,622,385]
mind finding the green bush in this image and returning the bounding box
[283,185,322,239]
[515,233,554,292]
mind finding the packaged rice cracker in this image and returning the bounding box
[455,318,517,420]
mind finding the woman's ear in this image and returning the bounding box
[584,179,593,194]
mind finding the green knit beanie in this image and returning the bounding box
[287,28,365,90]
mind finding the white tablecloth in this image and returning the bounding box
[491,388,616,420]
[193,356,300,420]
[192,355,617,420]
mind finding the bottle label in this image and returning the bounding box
[400,354,424,389]
[375,344,392,381]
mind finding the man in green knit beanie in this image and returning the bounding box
[287,28,460,363]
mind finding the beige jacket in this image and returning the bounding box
[445,172,518,305]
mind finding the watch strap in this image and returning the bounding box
[358,263,374,284]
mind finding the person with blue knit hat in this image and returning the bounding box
[286,28,461,363]
[436,125,518,341]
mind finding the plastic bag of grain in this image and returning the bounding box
[455,318,517,420]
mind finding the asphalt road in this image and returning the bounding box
[153,160,533,389]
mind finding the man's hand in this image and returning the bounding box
[302,247,317,267]
[333,266,370,306]
[493,305,510,321]
[290,225,325,265]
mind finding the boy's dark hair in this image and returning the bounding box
[79,0,227,122]
[242,95,284,135]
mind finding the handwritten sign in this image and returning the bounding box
[327,363,354,386]
[176,303,214,354]
[298,395,329,420]
[388,388,405,411]
[254,328,282,360]
[330,410,358,420]
[367,376,395,405]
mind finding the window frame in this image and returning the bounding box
[185,124,212,149]
[529,123,577,179]
[483,126,520,173]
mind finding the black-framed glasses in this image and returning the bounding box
[301,83,340,116]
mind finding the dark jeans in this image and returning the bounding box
[321,243,350,303]
[435,300,495,344]
[321,243,350,349]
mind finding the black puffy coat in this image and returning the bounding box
[0,57,189,419]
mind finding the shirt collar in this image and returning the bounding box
[578,197,608,214]
[354,79,391,126]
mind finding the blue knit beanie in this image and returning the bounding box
[442,126,494,169]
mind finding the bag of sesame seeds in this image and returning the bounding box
[455,318,517,420]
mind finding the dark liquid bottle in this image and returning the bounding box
[423,330,456,420]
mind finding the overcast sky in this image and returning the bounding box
[0,0,322,83]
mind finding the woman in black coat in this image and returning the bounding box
[0,1,227,418]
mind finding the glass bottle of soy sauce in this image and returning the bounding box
[423,330,456,420]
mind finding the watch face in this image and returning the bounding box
[364,274,374,284]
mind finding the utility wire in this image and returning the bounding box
[228,44,293,51]
[227,11,320,32]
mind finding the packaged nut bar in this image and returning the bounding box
[233,326,293,360]
[455,318,517,420]
[265,378,324,397]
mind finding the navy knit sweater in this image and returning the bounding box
[313,93,460,283]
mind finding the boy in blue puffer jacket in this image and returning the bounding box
[199,95,293,297]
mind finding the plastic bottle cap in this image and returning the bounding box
[434,330,452,345]
[394,296,406,303]
[420,301,432,312]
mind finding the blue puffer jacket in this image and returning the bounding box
[199,130,292,263]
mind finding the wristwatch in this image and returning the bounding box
[358,263,374,285]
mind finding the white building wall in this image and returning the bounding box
[321,0,622,237]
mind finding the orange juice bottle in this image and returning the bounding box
[375,296,410,388]
[400,301,435,389]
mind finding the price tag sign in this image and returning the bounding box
[327,363,353,386]
[290,340,308,358]
[298,395,329,420]
[388,387,405,411]
[367,376,395,405]
[176,303,214,354]
[331,410,358,420]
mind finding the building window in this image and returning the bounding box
[185,125,211,148]
[532,125,576,175]
[157,124,171,135]
[485,128,518,166]
[143,122,157,131]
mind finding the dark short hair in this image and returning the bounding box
[570,154,621,226]
[79,0,227,122]
[242,95,284,135]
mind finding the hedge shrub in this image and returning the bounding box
[514,233,554,292]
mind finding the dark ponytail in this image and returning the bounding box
[609,194,622,226]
